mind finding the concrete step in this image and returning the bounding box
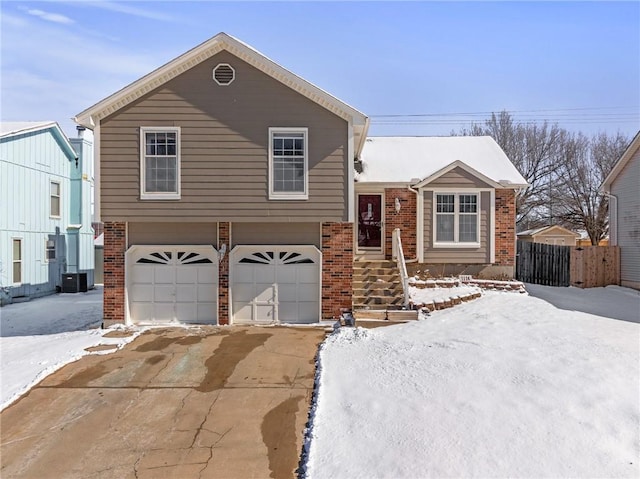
[352,296,405,307]
[353,309,419,321]
[353,261,397,269]
[352,288,401,297]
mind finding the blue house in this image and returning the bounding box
[0,122,95,304]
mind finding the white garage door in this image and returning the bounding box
[126,245,218,325]
[230,245,321,324]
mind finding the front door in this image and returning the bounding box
[357,194,383,252]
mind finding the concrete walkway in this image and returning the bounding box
[1,326,325,479]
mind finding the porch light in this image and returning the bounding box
[395,197,401,213]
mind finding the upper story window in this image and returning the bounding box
[435,193,479,246]
[140,127,181,200]
[50,181,61,217]
[269,127,308,200]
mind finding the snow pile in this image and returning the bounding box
[304,288,640,478]
[0,287,141,410]
[0,328,140,410]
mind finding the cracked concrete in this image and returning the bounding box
[0,326,325,479]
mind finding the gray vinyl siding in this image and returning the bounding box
[611,150,640,284]
[423,190,491,263]
[100,50,348,223]
[428,167,494,188]
[128,222,218,247]
[232,223,320,248]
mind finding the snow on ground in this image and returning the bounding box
[305,286,640,479]
[0,287,140,410]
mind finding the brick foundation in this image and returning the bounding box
[103,221,126,325]
[218,222,230,325]
[384,188,417,260]
[495,189,516,267]
[321,222,353,319]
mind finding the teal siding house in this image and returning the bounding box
[0,122,95,304]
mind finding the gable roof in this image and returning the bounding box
[517,225,580,238]
[74,32,369,154]
[600,130,640,192]
[356,136,528,188]
[0,121,77,160]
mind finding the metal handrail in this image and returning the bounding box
[392,228,410,308]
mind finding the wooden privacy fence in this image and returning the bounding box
[516,241,571,286]
[516,241,620,288]
[570,245,620,288]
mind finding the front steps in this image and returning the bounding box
[352,260,418,321]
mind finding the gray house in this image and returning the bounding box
[601,131,640,290]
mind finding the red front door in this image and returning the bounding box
[357,194,382,249]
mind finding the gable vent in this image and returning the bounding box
[213,63,235,86]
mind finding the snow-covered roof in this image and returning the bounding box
[0,121,57,138]
[357,136,528,188]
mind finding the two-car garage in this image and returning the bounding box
[126,244,321,326]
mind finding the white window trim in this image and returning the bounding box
[45,238,56,263]
[268,127,309,200]
[12,237,22,286]
[50,180,61,218]
[140,126,181,200]
[433,191,481,248]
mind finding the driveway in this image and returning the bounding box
[1,326,326,479]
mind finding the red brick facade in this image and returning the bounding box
[384,188,417,260]
[321,222,353,319]
[495,189,516,266]
[218,222,230,325]
[103,221,126,325]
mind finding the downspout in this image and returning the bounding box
[605,193,618,246]
[404,185,420,263]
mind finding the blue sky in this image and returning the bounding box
[1,1,638,139]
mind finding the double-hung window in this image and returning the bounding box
[269,127,308,199]
[50,181,61,217]
[12,239,22,284]
[435,193,479,245]
[140,127,180,200]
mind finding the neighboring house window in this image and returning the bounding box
[435,193,479,245]
[140,127,180,200]
[45,239,56,261]
[50,181,61,217]
[269,127,308,199]
[12,239,22,284]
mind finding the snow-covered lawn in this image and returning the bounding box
[305,286,640,478]
[0,287,140,410]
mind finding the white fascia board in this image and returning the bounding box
[75,32,368,129]
[413,160,503,190]
[347,120,355,223]
[600,130,640,192]
[94,123,101,222]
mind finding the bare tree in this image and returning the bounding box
[554,132,629,244]
[456,111,565,228]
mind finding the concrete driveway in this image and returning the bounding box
[1,326,326,479]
